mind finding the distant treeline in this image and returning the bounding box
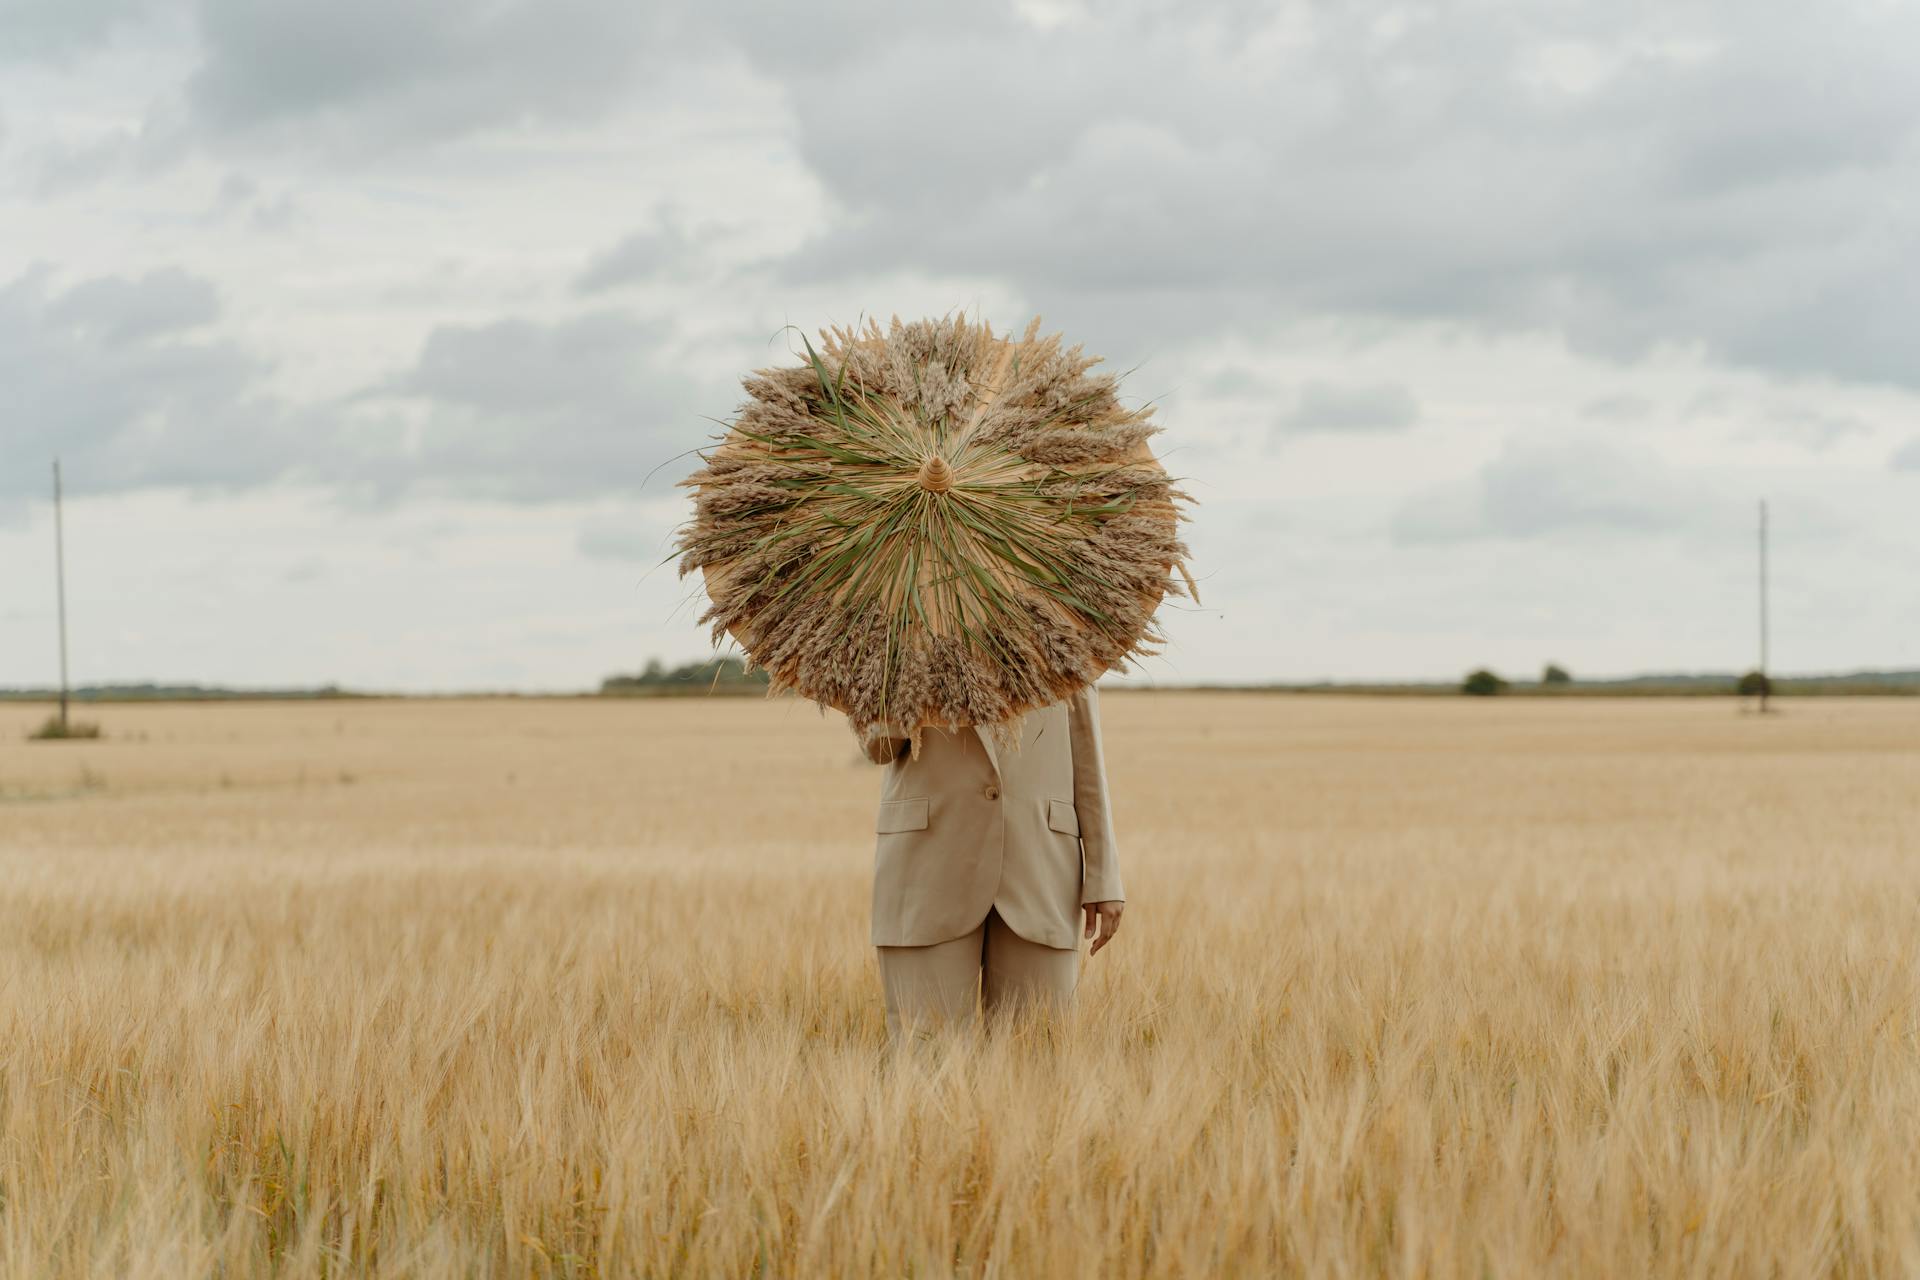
[3,665,1914,702]
[1196,669,1920,697]
[0,682,369,702]
[599,656,770,696]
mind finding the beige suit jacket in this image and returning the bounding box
[861,684,1124,950]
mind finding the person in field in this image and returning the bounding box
[855,683,1125,1042]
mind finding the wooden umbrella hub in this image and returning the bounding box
[916,454,955,493]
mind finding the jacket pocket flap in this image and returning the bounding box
[1047,798,1080,836]
[876,797,930,834]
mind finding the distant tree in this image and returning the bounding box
[1542,663,1572,685]
[1736,670,1773,698]
[1462,669,1509,696]
[601,655,769,694]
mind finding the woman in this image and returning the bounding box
[854,683,1126,1042]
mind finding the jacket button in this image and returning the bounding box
[983,784,1000,801]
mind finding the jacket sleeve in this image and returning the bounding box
[1067,683,1124,903]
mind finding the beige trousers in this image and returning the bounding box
[874,906,1080,1042]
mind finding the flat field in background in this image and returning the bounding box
[3,694,1918,1277]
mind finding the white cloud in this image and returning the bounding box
[1735,407,1870,451]
[1276,380,1420,434]
[761,0,1920,389]
[1,265,288,499]
[184,0,669,152]
[1391,433,1736,545]
[354,310,721,501]
[0,0,164,66]
[44,265,218,342]
[5,0,1920,687]
[574,215,699,294]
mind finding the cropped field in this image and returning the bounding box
[3,693,1918,1277]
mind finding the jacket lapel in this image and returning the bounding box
[972,724,1002,783]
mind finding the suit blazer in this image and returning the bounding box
[861,683,1123,950]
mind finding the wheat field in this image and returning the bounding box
[2,692,1918,1277]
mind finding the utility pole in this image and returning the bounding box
[53,459,71,732]
[1758,498,1769,715]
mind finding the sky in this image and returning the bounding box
[2,0,1915,692]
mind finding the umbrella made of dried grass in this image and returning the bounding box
[674,313,1197,758]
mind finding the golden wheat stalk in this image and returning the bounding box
[673,313,1197,754]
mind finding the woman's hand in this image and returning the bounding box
[852,718,910,765]
[1082,900,1124,954]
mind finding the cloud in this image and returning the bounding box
[1276,380,1419,434]
[6,0,1920,689]
[758,1,1920,390]
[1,266,291,499]
[4,266,724,506]
[184,0,670,152]
[44,266,219,344]
[18,0,1920,397]
[574,217,697,294]
[29,112,192,194]
[209,171,302,231]
[1736,407,1870,450]
[0,0,160,66]
[346,310,726,503]
[1391,433,1732,545]
[1683,392,1874,450]
[1583,395,1653,421]
[280,558,327,584]
[1196,366,1268,399]
[576,510,675,563]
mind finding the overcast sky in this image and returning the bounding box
[3,0,1915,691]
